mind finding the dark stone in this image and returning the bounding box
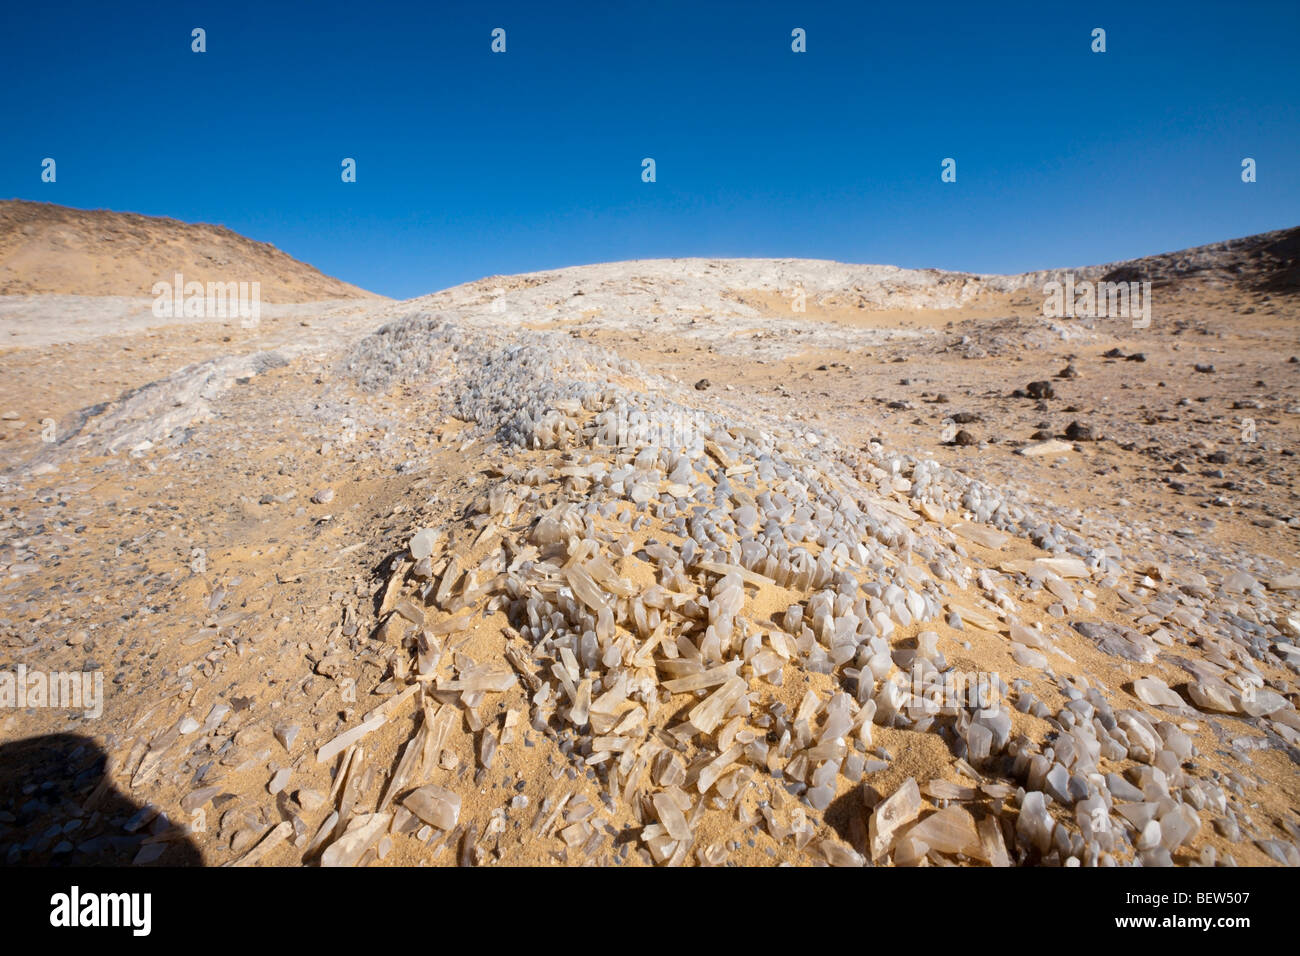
[1064,421,1098,441]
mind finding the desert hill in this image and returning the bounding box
[0,200,380,302]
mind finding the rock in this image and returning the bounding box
[1125,352,1147,362]
[311,488,335,504]
[1057,364,1079,379]
[1026,381,1055,399]
[1018,439,1073,457]
[181,785,222,812]
[274,723,301,752]
[694,379,711,391]
[1064,421,1098,441]
[1222,571,1258,593]
[1194,363,1215,373]
[230,828,260,854]
[296,789,327,811]
[953,429,978,447]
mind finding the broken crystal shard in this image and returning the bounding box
[227,820,293,867]
[378,722,428,812]
[435,554,462,609]
[1132,676,1183,708]
[317,684,419,763]
[952,523,1009,550]
[1016,791,1054,853]
[652,787,692,841]
[268,768,291,794]
[296,788,326,812]
[403,784,462,830]
[274,722,301,752]
[564,563,609,612]
[438,668,517,693]
[869,777,922,862]
[977,816,1010,867]
[904,805,982,858]
[1186,680,1237,713]
[687,677,747,735]
[409,528,441,560]
[181,785,221,812]
[697,744,743,794]
[1010,643,1048,669]
[394,599,425,625]
[922,779,979,802]
[320,812,392,867]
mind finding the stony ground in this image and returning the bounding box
[0,257,1296,867]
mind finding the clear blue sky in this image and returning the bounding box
[3,1,1297,299]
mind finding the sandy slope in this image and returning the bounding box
[0,222,1296,868]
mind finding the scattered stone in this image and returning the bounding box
[1064,421,1098,442]
[1018,439,1074,457]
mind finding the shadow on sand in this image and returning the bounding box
[0,732,202,865]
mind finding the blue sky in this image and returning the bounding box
[3,1,1297,299]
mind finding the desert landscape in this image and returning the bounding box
[0,200,1296,868]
